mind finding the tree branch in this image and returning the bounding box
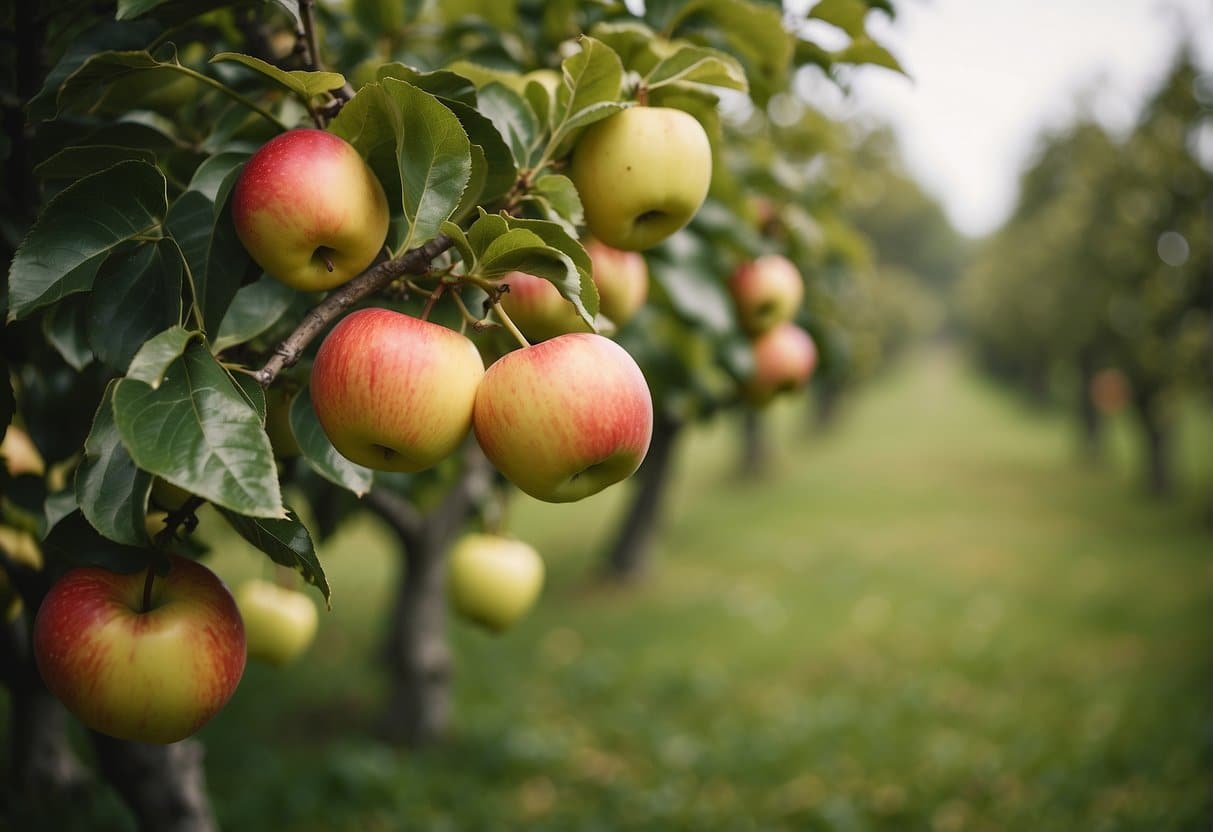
[254,234,453,387]
[363,488,425,546]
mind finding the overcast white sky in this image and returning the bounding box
[810,0,1213,237]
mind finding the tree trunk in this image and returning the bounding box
[365,450,492,746]
[1076,350,1103,463]
[737,408,768,479]
[603,412,683,582]
[1132,388,1173,497]
[810,380,842,434]
[90,736,217,832]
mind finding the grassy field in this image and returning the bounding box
[39,350,1213,830]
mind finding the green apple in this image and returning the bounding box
[33,555,246,744]
[448,534,545,633]
[234,579,318,667]
[265,386,301,458]
[586,239,648,327]
[1,425,44,477]
[496,271,591,342]
[232,129,389,292]
[473,333,653,502]
[310,308,485,472]
[569,107,712,251]
[729,254,804,335]
[743,323,818,407]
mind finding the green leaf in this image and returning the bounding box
[114,341,285,518]
[589,21,664,74]
[88,242,184,374]
[34,145,158,181]
[376,63,477,105]
[7,161,166,321]
[440,221,477,272]
[440,100,517,205]
[54,50,184,118]
[211,52,346,99]
[213,277,297,352]
[42,296,95,371]
[444,61,524,92]
[834,35,905,73]
[43,511,149,574]
[530,174,584,231]
[503,216,598,323]
[330,79,472,252]
[549,36,627,155]
[451,145,489,225]
[475,83,541,171]
[290,388,374,496]
[76,381,153,546]
[645,44,749,92]
[217,507,330,605]
[807,0,870,37]
[187,151,251,203]
[165,189,254,335]
[27,21,160,121]
[125,325,198,386]
[668,0,792,106]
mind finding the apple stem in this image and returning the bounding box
[141,566,156,614]
[420,283,446,320]
[491,301,531,349]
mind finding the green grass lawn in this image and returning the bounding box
[34,350,1213,830]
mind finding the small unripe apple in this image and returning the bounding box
[1,426,45,477]
[570,107,712,251]
[729,254,804,335]
[33,556,246,744]
[473,333,653,502]
[234,579,318,667]
[310,308,485,472]
[265,386,301,458]
[448,534,544,633]
[232,129,389,292]
[586,239,648,327]
[743,323,818,407]
[496,271,591,342]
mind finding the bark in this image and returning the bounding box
[1132,388,1174,497]
[1076,350,1103,463]
[365,450,493,746]
[602,412,684,582]
[90,736,217,832]
[737,408,768,480]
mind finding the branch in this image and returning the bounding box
[254,234,453,387]
[298,0,321,72]
[363,488,425,546]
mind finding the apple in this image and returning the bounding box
[569,107,712,251]
[232,129,389,292]
[310,308,485,472]
[234,579,318,667]
[33,555,246,744]
[265,386,301,458]
[729,254,804,335]
[1,425,45,477]
[473,333,653,502]
[448,534,544,633]
[496,271,591,342]
[743,323,818,407]
[586,239,648,327]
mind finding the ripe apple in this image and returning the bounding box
[33,555,246,744]
[473,333,653,502]
[310,308,485,472]
[1,425,45,477]
[448,534,544,633]
[743,323,818,407]
[586,239,648,327]
[729,254,804,335]
[569,107,712,251]
[234,579,318,667]
[496,271,591,342]
[232,129,389,292]
[265,386,301,459]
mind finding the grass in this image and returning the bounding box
[20,349,1213,830]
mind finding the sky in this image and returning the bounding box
[808,0,1213,237]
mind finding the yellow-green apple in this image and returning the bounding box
[33,555,246,744]
[265,386,301,458]
[234,579,318,666]
[473,333,653,502]
[1,425,45,477]
[570,107,712,251]
[496,271,591,342]
[448,534,544,633]
[743,323,818,407]
[310,308,485,472]
[586,239,648,326]
[232,129,389,292]
[729,254,804,335]
[0,525,42,618]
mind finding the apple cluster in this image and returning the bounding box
[729,254,819,406]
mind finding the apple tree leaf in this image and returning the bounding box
[43,511,150,574]
[589,21,664,74]
[644,44,749,92]
[211,52,347,99]
[216,507,330,605]
[475,83,541,170]
[807,0,870,37]
[165,187,256,336]
[52,50,191,118]
[290,389,374,497]
[187,151,251,203]
[665,0,792,106]
[33,145,158,181]
[124,325,198,386]
[547,37,629,158]
[76,381,153,546]
[527,174,584,235]
[88,241,184,374]
[26,21,161,121]
[6,160,167,321]
[113,340,286,518]
[213,276,297,352]
[42,297,94,371]
[833,35,905,73]
[376,63,477,105]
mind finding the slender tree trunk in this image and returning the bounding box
[1132,388,1173,497]
[1076,350,1103,463]
[812,382,841,433]
[737,408,768,479]
[90,736,217,832]
[365,450,492,746]
[603,412,683,582]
